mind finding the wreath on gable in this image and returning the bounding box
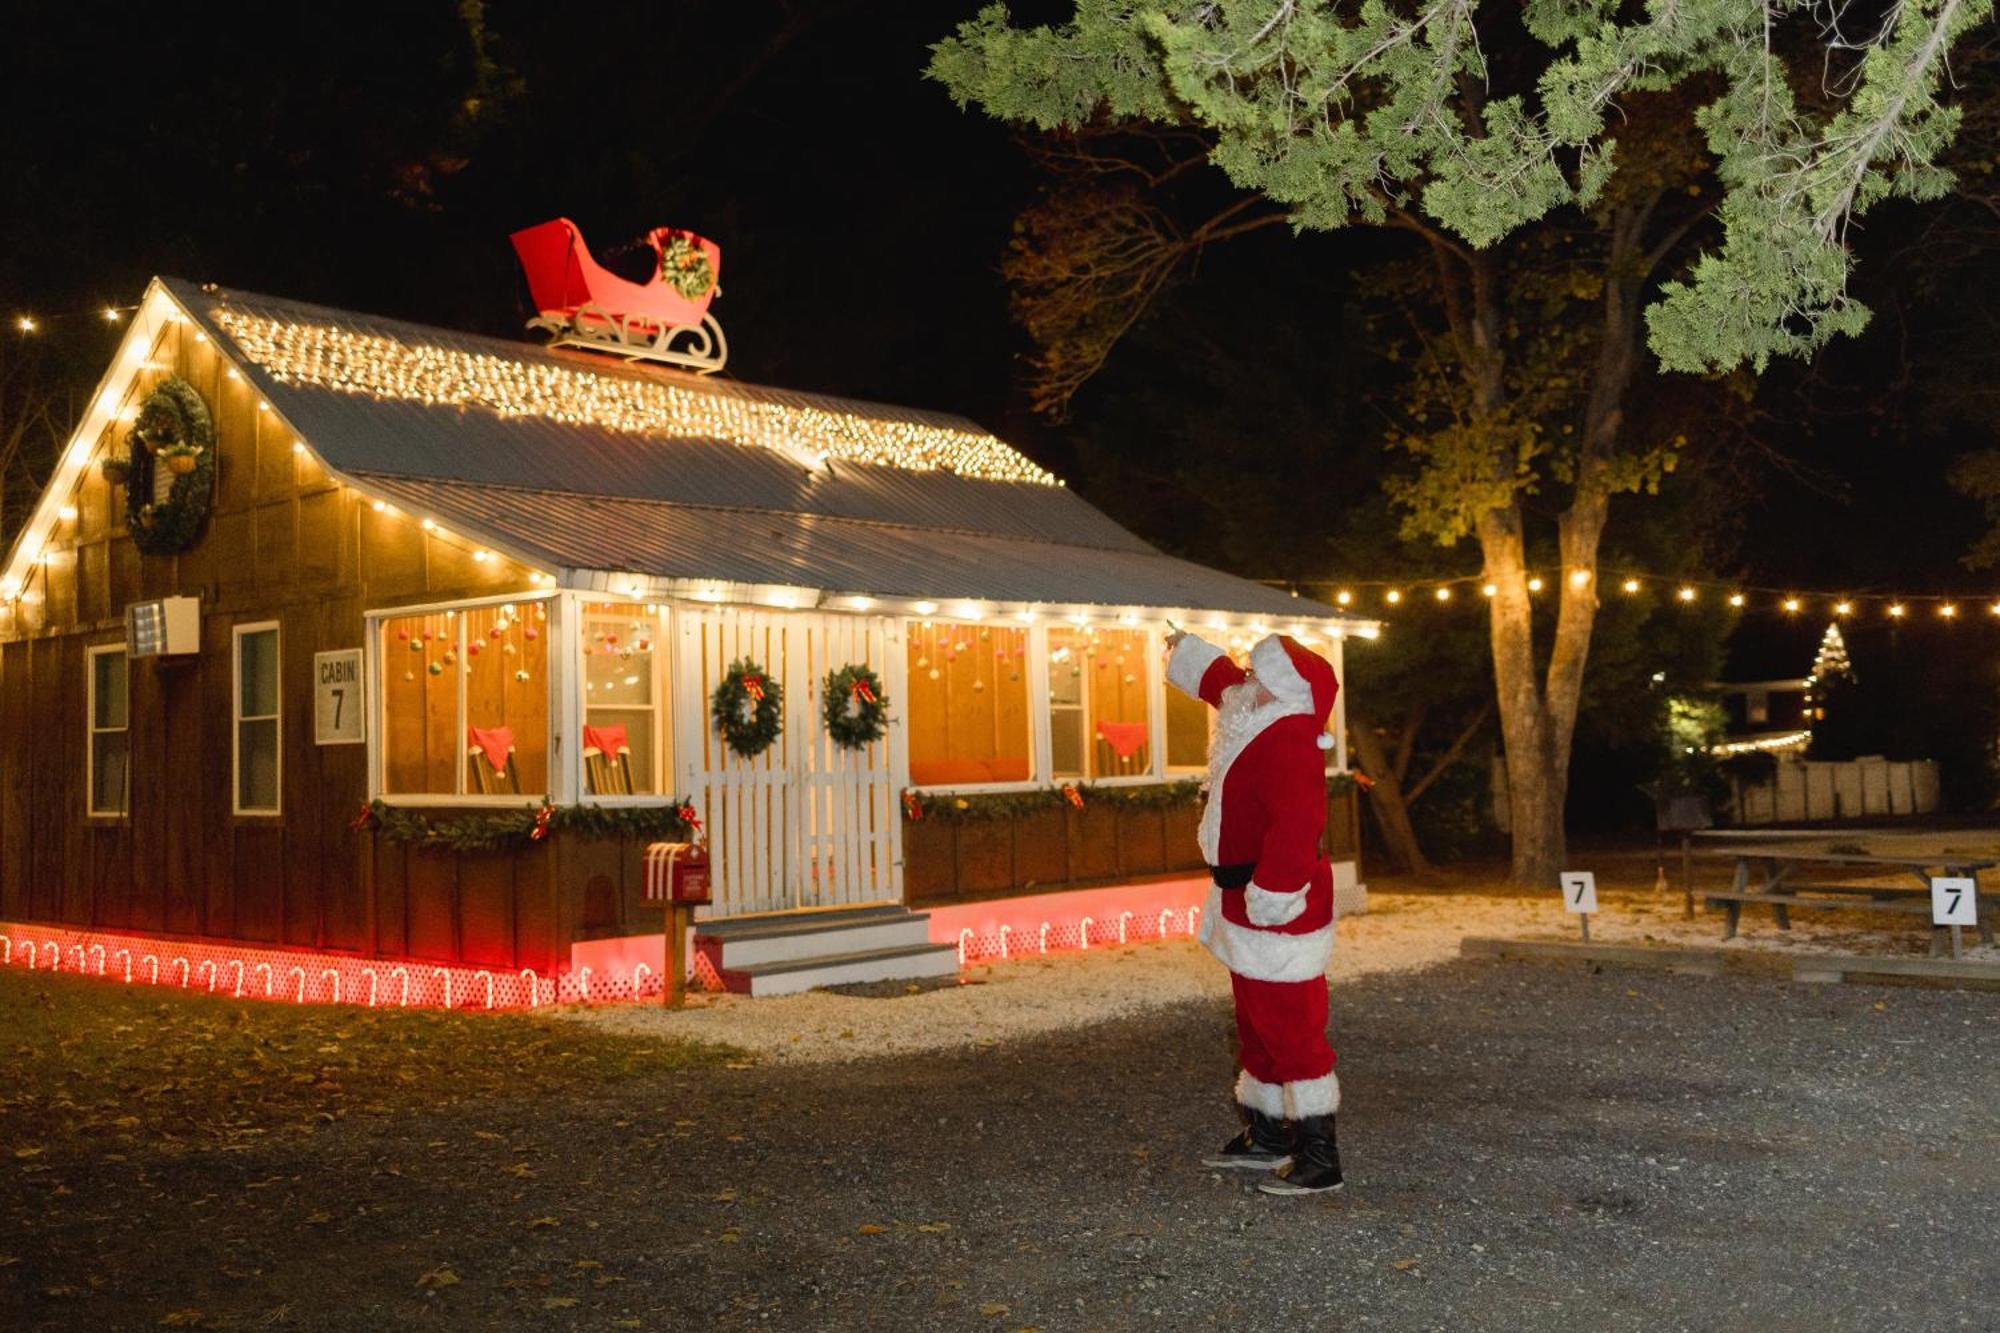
[658,232,717,301]
[822,664,889,749]
[111,377,217,556]
[710,658,783,758]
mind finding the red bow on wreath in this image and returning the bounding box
[349,803,376,832]
[679,802,703,834]
[531,803,555,841]
[1061,783,1085,810]
[741,674,765,701]
[902,790,924,821]
[850,677,877,705]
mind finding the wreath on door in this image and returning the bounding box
[822,664,889,749]
[710,658,783,758]
[109,377,216,556]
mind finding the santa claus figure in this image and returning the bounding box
[1166,628,1343,1195]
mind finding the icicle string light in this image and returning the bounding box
[210,309,1060,486]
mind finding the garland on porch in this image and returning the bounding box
[354,800,699,852]
[822,664,889,749]
[710,658,784,758]
[903,773,1363,825]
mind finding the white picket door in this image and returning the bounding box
[674,606,902,917]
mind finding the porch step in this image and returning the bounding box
[697,906,933,970]
[718,941,961,998]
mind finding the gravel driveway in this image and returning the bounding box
[6,955,1996,1331]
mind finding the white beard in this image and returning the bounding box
[1197,680,1297,863]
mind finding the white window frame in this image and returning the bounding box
[232,621,282,817]
[903,616,1044,796]
[1042,620,1164,788]
[85,642,130,818]
[576,597,672,806]
[364,589,564,807]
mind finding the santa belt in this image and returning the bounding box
[1210,861,1256,890]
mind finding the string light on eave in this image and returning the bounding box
[208,308,1060,487]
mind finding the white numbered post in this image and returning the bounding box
[1560,871,1598,942]
[1931,876,1977,960]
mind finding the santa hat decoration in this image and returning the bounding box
[1248,634,1340,748]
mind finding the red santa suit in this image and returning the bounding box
[1167,631,1341,1122]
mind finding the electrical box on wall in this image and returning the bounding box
[126,596,201,657]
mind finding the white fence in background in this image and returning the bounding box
[1726,755,1940,825]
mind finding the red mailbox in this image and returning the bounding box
[644,842,711,905]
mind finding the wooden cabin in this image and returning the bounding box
[0,278,1374,993]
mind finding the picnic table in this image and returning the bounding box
[1691,843,1997,958]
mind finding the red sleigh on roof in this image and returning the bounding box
[510,217,728,374]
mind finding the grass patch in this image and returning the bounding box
[0,966,738,1162]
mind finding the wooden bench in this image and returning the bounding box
[1695,847,1998,958]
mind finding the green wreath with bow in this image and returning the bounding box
[658,233,716,300]
[113,377,216,556]
[710,657,783,758]
[822,663,889,749]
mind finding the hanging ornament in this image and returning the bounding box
[408,639,422,653]
[928,668,940,680]
[488,626,503,640]
[443,650,457,665]
[396,627,410,641]
[916,655,929,668]
[468,642,483,656]
[427,661,443,676]
[953,640,968,653]
[972,679,986,693]
[515,669,531,683]
[503,643,516,656]
[422,629,435,642]
[525,626,539,640]
[979,628,991,641]
[1124,673,1136,684]
[403,670,415,682]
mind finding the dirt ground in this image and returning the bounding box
[5,936,1996,1331]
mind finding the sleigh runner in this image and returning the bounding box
[510,216,728,374]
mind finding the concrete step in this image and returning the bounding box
[720,942,960,998]
[696,907,933,970]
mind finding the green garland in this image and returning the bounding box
[822,664,889,749]
[658,233,716,300]
[356,800,698,853]
[711,658,783,758]
[905,774,1363,825]
[121,377,216,556]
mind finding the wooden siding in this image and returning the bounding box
[0,319,562,968]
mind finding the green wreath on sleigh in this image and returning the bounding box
[110,377,216,556]
[710,658,784,758]
[821,663,889,749]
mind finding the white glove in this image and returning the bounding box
[1245,885,1307,927]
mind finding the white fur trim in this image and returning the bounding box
[1236,1068,1340,1118]
[1246,883,1308,927]
[1197,884,1334,982]
[1167,634,1228,699]
[1250,634,1312,709]
[1234,1069,1286,1117]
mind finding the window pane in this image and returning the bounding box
[381,611,459,795]
[583,603,661,794]
[239,629,279,718]
[91,733,128,814]
[906,621,1032,786]
[93,651,127,730]
[462,603,549,794]
[1049,627,1153,778]
[1165,685,1208,770]
[238,718,278,811]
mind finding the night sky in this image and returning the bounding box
[5,1,1996,806]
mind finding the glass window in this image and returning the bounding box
[906,620,1032,787]
[87,646,129,815]
[1165,684,1209,771]
[379,600,550,797]
[581,602,663,795]
[1049,626,1153,779]
[234,625,280,814]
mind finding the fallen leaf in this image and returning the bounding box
[304,1211,331,1226]
[542,1297,578,1309]
[712,1189,738,1202]
[573,1260,603,1270]
[612,1321,643,1329]
[1391,1257,1420,1271]
[718,1230,743,1245]
[160,1312,206,1327]
[507,1163,536,1179]
[527,1216,559,1229]
[916,1222,952,1234]
[856,1223,889,1235]
[416,1267,460,1288]
[978,1301,1011,1317]
[14,1146,44,1159]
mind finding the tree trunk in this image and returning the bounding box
[1347,712,1433,877]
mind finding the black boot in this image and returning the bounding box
[1257,1114,1342,1195]
[1201,1107,1293,1171]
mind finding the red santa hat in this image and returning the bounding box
[1248,634,1340,749]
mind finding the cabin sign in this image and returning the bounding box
[314,649,365,745]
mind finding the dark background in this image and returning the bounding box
[4,0,1995,832]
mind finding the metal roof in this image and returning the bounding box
[165,278,1357,622]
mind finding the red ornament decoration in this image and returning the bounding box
[678,802,703,835]
[1061,783,1085,810]
[902,790,924,821]
[349,803,376,832]
[530,803,555,841]
[741,673,765,701]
